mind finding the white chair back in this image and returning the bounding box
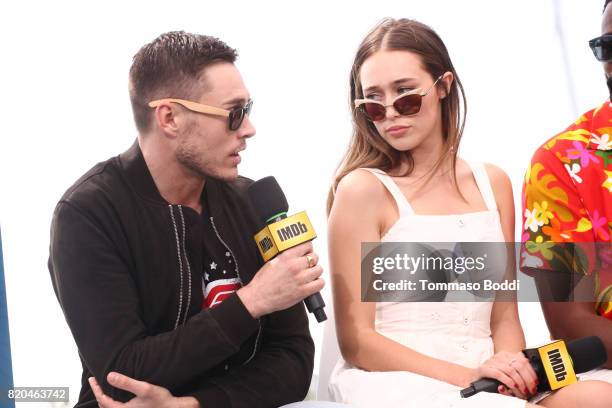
[316,300,341,401]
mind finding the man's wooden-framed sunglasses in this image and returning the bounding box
[148,98,253,130]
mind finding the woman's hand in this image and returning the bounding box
[88,372,199,408]
[469,351,538,399]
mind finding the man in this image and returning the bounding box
[521,0,612,380]
[49,31,324,408]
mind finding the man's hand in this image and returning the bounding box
[237,241,324,318]
[88,372,199,408]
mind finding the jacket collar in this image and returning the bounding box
[117,139,225,213]
[119,139,168,204]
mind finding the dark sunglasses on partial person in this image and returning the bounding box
[148,98,253,130]
[589,34,612,62]
[354,74,444,122]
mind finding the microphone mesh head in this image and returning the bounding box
[567,336,607,373]
[247,176,289,224]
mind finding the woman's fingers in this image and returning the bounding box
[498,384,514,396]
[513,357,539,395]
[493,352,538,399]
[499,362,528,399]
[481,365,523,398]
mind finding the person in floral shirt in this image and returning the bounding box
[521,0,612,371]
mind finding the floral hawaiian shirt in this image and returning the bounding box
[521,100,612,319]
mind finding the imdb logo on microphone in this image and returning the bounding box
[277,221,309,242]
[254,211,317,261]
[539,340,577,390]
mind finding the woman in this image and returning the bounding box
[326,18,612,408]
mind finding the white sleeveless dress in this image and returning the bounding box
[328,162,527,408]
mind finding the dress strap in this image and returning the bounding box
[359,168,414,215]
[466,161,497,211]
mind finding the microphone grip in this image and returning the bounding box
[304,292,327,322]
[460,378,501,398]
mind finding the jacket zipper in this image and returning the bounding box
[169,205,185,329]
[209,216,262,365]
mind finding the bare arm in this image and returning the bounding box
[486,164,539,398]
[539,301,612,368]
[487,164,526,353]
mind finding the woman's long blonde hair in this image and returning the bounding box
[326,18,467,214]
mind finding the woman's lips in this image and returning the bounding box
[386,126,411,137]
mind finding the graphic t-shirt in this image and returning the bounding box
[201,189,242,309]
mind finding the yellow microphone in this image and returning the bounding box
[248,176,326,322]
[254,211,317,262]
[461,336,607,397]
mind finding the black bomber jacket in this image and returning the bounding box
[48,141,314,408]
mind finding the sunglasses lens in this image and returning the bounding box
[361,103,386,121]
[591,36,612,62]
[229,110,242,130]
[602,39,612,62]
[228,101,252,130]
[245,100,253,115]
[394,94,422,115]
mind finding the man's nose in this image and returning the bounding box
[238,115,256,139]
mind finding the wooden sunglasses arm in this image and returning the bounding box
[148,98,230,117]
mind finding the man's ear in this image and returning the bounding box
[152,103,181,139]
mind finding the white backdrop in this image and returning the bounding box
[0,0,605,406]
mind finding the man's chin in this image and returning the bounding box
[213,167,239,182]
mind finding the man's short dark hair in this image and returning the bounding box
[129,31,237,133]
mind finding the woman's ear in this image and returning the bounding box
[439,71,454,99]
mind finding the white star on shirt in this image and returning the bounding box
[225,251,231,257]
[210,262,217,270]
[204,272,210,281]
[222,270,227,275]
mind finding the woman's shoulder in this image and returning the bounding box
[457,158,513,209]
[332,168,390,213]
[481,162,513,202]
[482,162,511,186]
[458,158,511,191]
[336,168,387,198]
